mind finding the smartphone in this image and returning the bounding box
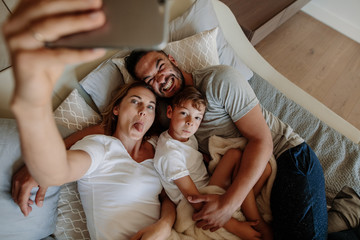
[46,0,169,50]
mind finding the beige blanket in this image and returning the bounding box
[168,136,277,240]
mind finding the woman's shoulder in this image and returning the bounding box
[72,134,119,150]
[146,135,159,149]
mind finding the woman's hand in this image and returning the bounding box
[2,0,106,111]
[130,219,172,240]
[188,193,235,231]
[11,165,48,216]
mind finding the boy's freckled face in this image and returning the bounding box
[167,100,205,142]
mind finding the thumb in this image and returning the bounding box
[35,186,48,207]
[248,219,260,226]
[187,194,209,203]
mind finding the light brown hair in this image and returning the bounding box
[171,86,207,111]
[101,81,158,137]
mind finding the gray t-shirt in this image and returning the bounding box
[193,65,303,158]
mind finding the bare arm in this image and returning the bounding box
[158,190,177,229]
[223,104,273,211]
[4,0,106,187]
[174,175,203,211]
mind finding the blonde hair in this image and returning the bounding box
[101,81,157,136]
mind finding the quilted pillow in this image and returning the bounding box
[111,27,219,84]
[169,0,253,80]
[54,88,102,132]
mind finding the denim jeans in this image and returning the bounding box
[270,142,328,240]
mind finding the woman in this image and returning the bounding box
[4,2,175,238]
[14,80,176,239]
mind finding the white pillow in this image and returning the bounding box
[169,0,253,81]
[111,27,220,84]
[54,88,102,131]
[80,50,128,112]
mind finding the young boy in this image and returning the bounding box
[154,86,273,240]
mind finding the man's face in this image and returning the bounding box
[134,51,185,98]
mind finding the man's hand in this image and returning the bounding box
[188,194,235,231]
[11,165,48,216]
[130,219,172,240]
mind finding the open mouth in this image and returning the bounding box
[133,122,144,132]
[162,77,174,92]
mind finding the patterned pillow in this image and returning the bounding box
[111,27,219,84]
[54,88,102,131]
[53,89,102,239]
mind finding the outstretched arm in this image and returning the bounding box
[3,0,106,187]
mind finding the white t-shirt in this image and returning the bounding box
[71,135,162,240]
[153,131,209,204]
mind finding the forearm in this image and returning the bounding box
[174,176,203,211]
[158,193,176,230]
[223,137,273,211]
[12,103,68,187]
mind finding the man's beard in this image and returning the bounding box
[169,61,185,95]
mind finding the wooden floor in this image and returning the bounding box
[220,0,360,130]
[254,11,360,130]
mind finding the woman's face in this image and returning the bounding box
[113,86,156,141]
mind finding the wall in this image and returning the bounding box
[302,0,360,43]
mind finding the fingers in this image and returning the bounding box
[248,219,260,226]
[210,226,220,232]
[3,0,106,53]
[11,166,38,216]
[13,48,106,81]
[12,180,34,216]
[192,207,206,222]
[35,185,48,207]
[5,0,103,35]
[195,220,208,229]
[5,11,105,51]
[187,194,209,204]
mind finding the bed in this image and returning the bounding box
[0,0,359,239]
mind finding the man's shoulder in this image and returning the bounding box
[193,64,235,76]
[194,65,242,84]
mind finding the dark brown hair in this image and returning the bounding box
[124,50,167,80]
